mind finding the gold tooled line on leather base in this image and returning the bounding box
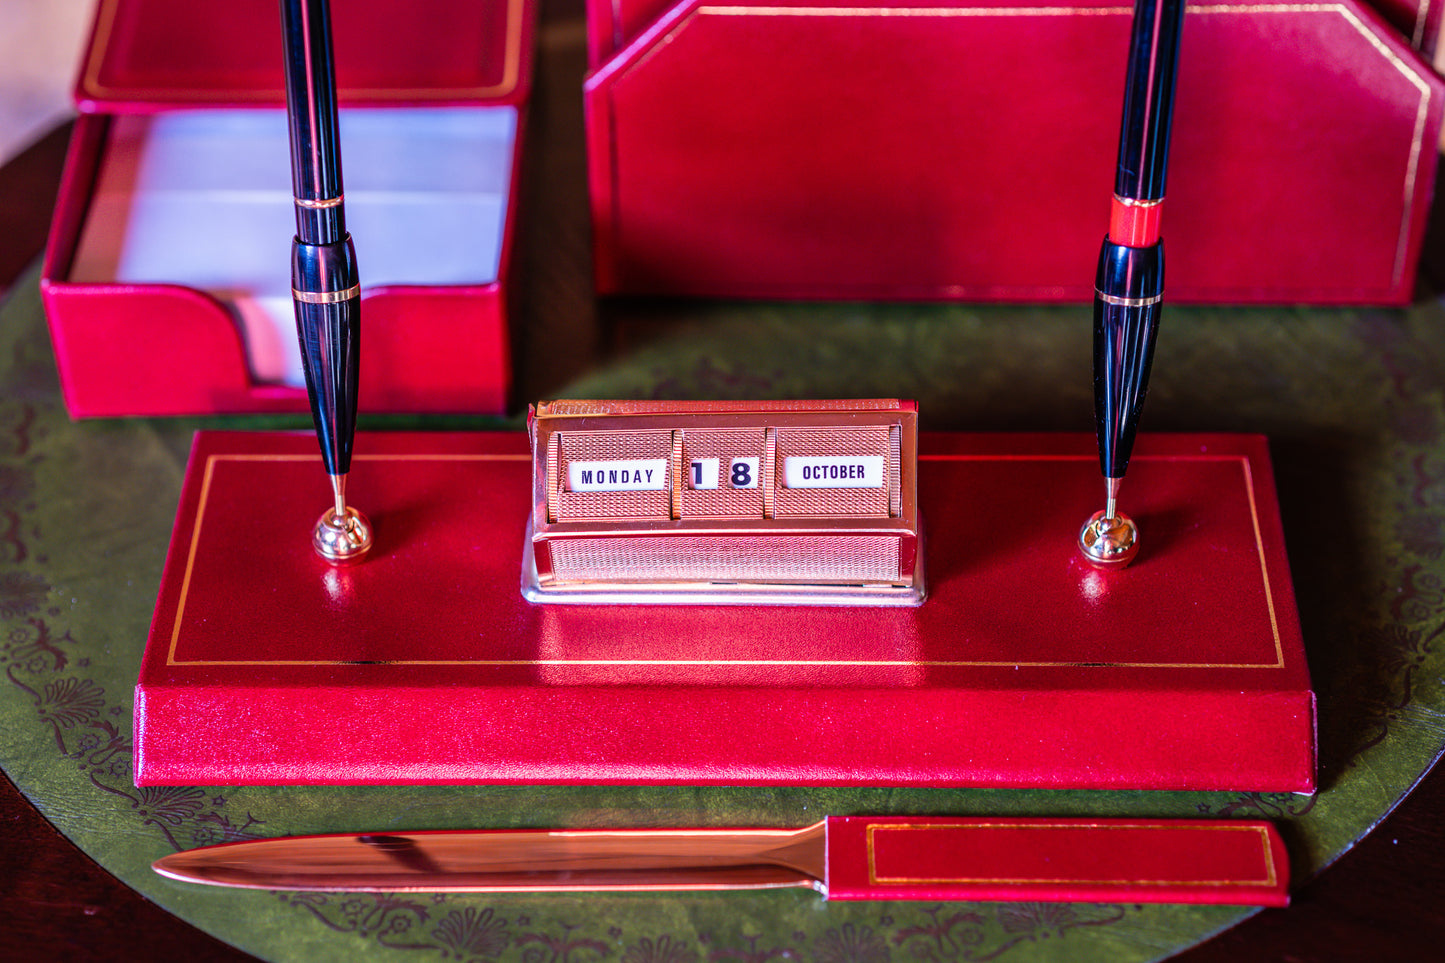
[864,822,1278,887]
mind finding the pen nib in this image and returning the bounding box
[331,473,348,520]
[1104,476,1122,522]
[312,474,373,563]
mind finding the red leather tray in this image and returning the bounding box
[73,0,530,111]
[135,430,1315,789]
[40,0,534,417]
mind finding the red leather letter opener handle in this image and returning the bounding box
[824,816,1289,906]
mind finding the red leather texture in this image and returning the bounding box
[39,0,531,417]
[585,0,1443,304]
[135,430,1315,790]
[823,816,1291,905]
[75,0,533,111]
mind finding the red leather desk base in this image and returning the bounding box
[134,431,1316,790]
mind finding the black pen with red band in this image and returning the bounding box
[1084,0,1185,565]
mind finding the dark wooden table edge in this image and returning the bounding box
[4,106,1445,961]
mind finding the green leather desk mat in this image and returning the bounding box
[2,270,1442,962]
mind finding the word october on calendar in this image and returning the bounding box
[524,399,923,605]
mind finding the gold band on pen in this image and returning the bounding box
[1096,291,1163,307]
[292,285,361,304]
[1112,194,1164,208]
[295,194,344,209]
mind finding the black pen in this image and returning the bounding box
[1080,0,1185,568]
[280,0,372,561]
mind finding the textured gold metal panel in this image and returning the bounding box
[536,399,905,417]
[678,428,767,518]
[889,424,902,517]
[773,426,891,518]
[548,535,902,583]
[555,430,672,521]
[545,433,561,523]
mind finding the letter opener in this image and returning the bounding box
[1080,0,1186,568]
[280,0,372,562]
[154,816,1289,905]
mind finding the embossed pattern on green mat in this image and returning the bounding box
[2,270,1442,962]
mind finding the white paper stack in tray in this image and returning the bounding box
[70,107,515,386]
